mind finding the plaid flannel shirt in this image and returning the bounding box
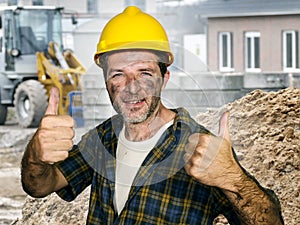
[56,108,241,225]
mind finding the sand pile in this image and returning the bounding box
[198,88,300,225]
[14,88,299,225]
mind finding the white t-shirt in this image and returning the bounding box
[114,120,174,214]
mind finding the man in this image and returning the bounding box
[21,6,284,225]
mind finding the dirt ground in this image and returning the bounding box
[1,88,299,224]
[0,110,88,225]
[0,121,32,225]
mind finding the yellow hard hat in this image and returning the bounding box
[94,6,174,67]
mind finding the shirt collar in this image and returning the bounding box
[109,107,205,138]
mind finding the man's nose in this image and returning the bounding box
[126,77,142,94]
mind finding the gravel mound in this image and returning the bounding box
[198,88,299,225]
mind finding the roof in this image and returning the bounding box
[205,11,300,18]
[0,5,63,12]
[197,0,300,18]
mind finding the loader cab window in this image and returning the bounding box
[4,13,15,71]
[0,16,2,53]
[14,8,63,55]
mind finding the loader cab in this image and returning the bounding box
[0,6,63,73]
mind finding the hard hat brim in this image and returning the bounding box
[94,41,174,68]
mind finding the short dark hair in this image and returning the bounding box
[99,50,168,79]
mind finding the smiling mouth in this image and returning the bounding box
[123,98,146,107]
[126,99,143,104]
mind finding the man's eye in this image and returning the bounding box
[111,73,123,79]
[141,72,152,77]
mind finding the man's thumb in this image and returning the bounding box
[45,87,60,115]
[218,111,231,142]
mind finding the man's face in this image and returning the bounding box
[105,51,167,124]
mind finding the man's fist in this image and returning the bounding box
[33,87,75,164]
[184,112,243,192]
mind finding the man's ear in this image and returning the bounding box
[162,70,170,90]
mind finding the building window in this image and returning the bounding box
[245,32,260,72]
[283,30,299,71]
[7,0,18,5]
[32,0,43,5]
[219,32,233,71]
[87,0,97,14]
[125,0,146,11]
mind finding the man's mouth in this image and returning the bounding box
[126,99,143,104]
[123,98,146,107]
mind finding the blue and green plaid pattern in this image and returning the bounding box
[56,108,241,225]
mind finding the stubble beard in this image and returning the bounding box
[113,96,161,124]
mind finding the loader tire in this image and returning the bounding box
[14,80,48,128]
[0,104,7,125]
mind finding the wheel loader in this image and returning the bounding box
[0,6,86,127]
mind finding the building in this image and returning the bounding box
[201,0,300,89]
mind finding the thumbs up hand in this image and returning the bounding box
[184,112,243,192]
[32,87,75,164]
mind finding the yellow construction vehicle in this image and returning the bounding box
[0,6,86,127]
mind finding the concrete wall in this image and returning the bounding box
[162,72,243,116]
[81,65,115,127]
